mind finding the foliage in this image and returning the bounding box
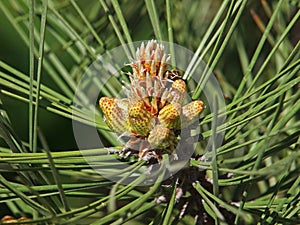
[0,0,299,224]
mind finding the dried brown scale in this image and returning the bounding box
[154,154,235,225]
[1,215,32,225]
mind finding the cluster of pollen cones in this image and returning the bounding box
[99,40,204,161]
